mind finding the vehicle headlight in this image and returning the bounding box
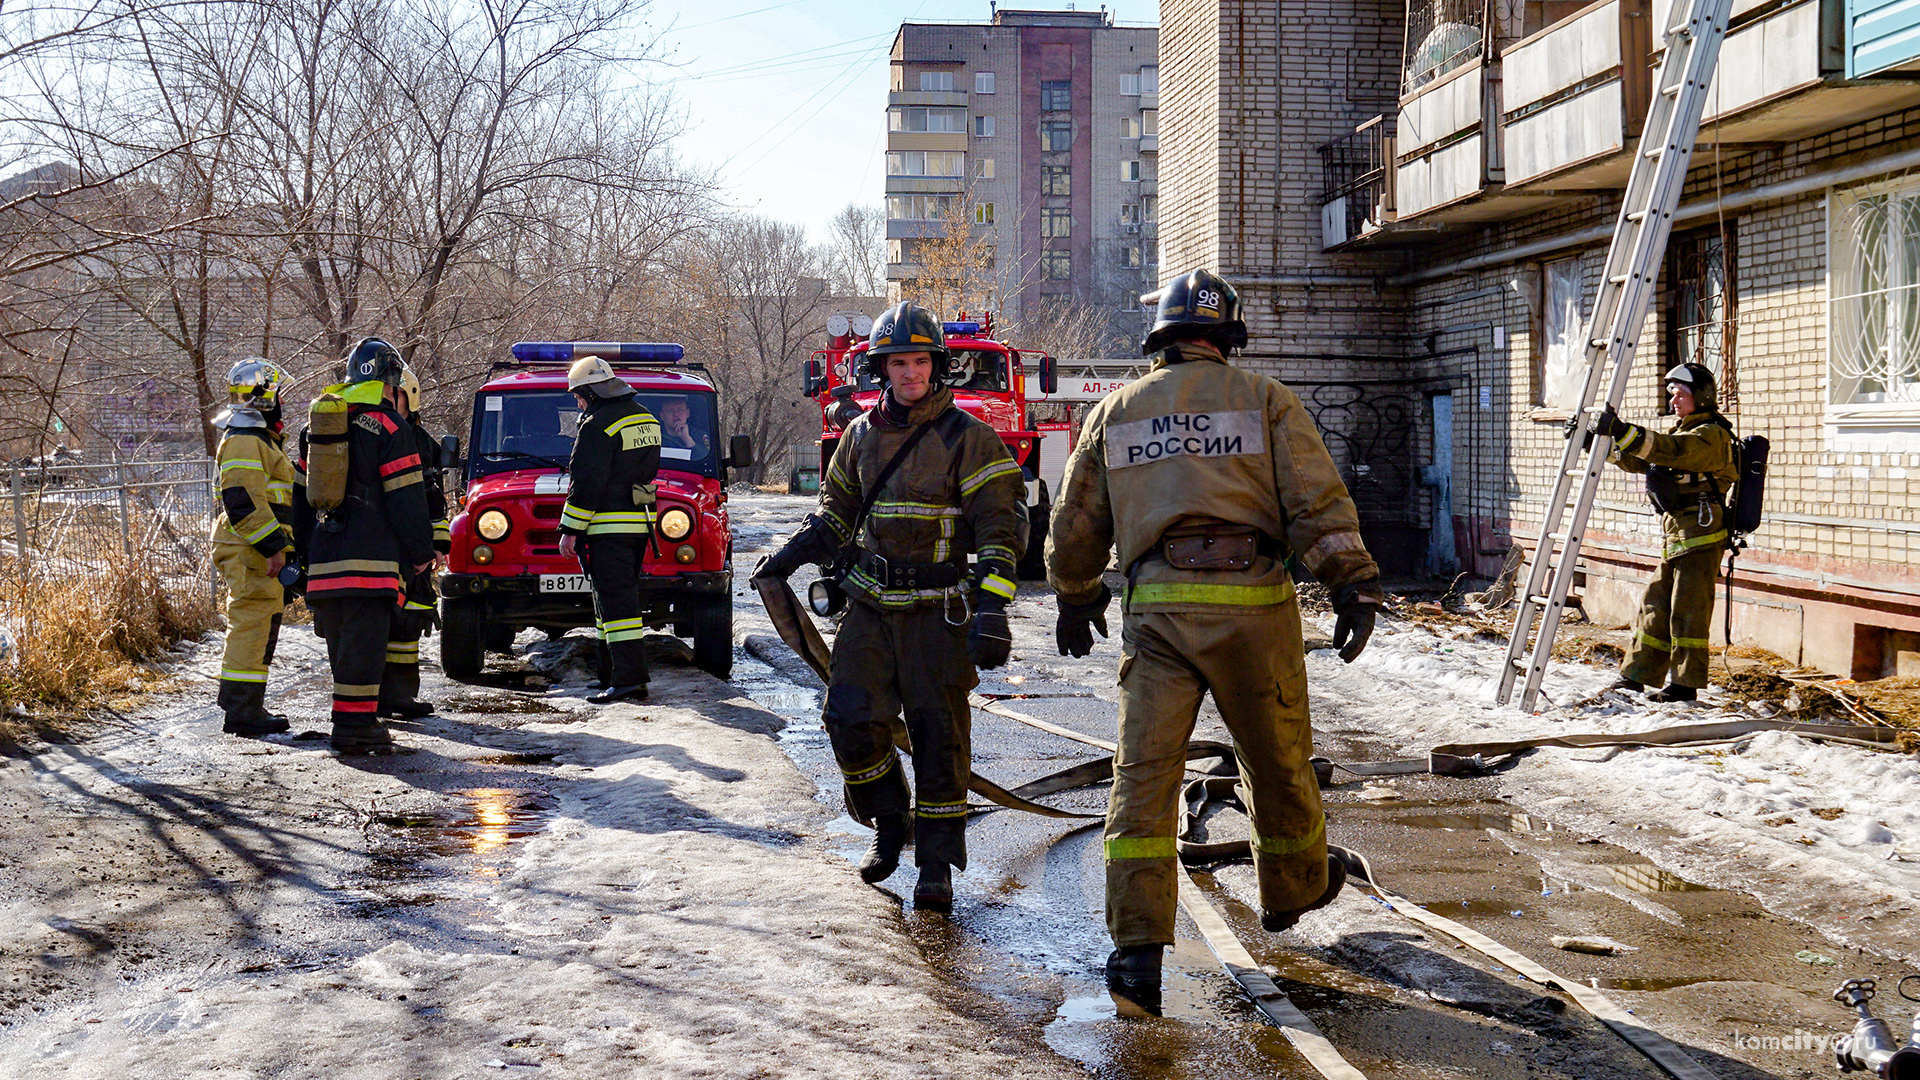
[659,508,693,540]
[476,508,511,541]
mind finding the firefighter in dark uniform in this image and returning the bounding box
[1046,270,1384,1009]
[754,301,1027,914]
[210,358,295,737]
[556,356,661,705]
[378,364,450,718]
[1592,362,1739,702]
[297,338,437,754]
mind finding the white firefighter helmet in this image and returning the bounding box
[399,364,422,415]
[227,358,286,407]
[566,356,632,399]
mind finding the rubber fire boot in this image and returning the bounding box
[1605,677,1644,694]
[1261,852,1348,932]
[587,683,649,705]
[222,681,289,737]
[378,660,434,719]
[1105,945,1164,1015]
[590,641,613,690]
[914,862,953,914]
[858,812,911,884]
[330,719,397,756]
[1648,684,1698,702]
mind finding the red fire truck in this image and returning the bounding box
[438,342,752,681]
[804,311,1057,576]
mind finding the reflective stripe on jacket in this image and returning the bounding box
[297,384,435,601]
[561,397,662,536]
[211,424,296,557]
[1046,339,1378,614]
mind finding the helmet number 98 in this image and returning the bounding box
[1196,289,1222,310]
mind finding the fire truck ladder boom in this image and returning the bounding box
[1496,0,1734,712]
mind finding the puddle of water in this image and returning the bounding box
[1600,862,1712,893]
[1391,811,1558,833]
[465,752,560,766]
[1590,975,1720,992]
[374,789,555,858]
[441,695,562,715]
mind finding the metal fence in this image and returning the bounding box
[2,458,220,599]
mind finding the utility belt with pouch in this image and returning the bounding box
[1156,522,1282,570]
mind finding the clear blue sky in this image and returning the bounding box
[643,1,1161,244]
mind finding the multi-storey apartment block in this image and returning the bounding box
[1159,0,1920,676]
[885,9,1158,353]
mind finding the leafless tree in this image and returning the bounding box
[824,202,885,298]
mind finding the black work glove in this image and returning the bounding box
[1330,580,1384,663]
[1055,583,1112,658]
[968,594,1012,670]
[755,514,837,580]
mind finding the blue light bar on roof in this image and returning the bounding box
[942,321,982,337]
[510,341,685,364]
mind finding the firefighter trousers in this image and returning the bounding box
[823,599,975,869]
[584,535,649,687]
[215,542,283,686]
[1108,603,1328,948]
[382,572,437,708]
[1622,539,1724,691]
[312,596,396,730]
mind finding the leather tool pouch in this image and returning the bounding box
[1160,524,1259,571]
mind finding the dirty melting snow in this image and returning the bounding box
[1311,620,1920,961]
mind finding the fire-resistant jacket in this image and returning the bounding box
[210,408,295,557]
[1047,339,1379,612]
[819,385,1027,610]
[559,395,661,537]
[409,417,451,553]
[295,382,435,601]
[1609,409,1739,559]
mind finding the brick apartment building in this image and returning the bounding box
[885,9,1158,353]
[1158,0,1920,678]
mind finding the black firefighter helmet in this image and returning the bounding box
[1663,361,1718,411]
[1143,268,1249,355]
[345,337,406,387]
[862,301,952,383]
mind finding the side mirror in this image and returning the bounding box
[1039,353,1058,396]
[727,435,754,470]
[438,433,462,471]
[829,383,856,401]
[804,358,826,396]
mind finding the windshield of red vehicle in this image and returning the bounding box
[469,389,720,480]
[855,348,1009,393]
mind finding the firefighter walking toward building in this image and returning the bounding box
[556,357,661,705]
[297,338,437,755]
[1591,362,1739,702]
[754,301,1027,914]
[210,358,297,737]
[1046,269,1384,1010]
[378,364,451,719]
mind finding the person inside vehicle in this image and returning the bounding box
[659,396,708,456]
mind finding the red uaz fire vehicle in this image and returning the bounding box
[804,311,1057,576]
[438,342,751,681]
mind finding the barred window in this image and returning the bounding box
[1665,225,1735,407]
[1831,181,1920,404]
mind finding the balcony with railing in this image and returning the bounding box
[1319,115,1397,249]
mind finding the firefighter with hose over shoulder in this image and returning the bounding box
[753,301,1028,914]
[1045,269,1384,1011]
[210,358,297,738]
[1589,362,1739,703]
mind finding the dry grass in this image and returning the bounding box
[0,553,220,748]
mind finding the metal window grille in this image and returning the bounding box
[1316,115,1396,242]
[1830,183,1920,404]
[1402,0,1491,95]
[1666,225,1736,409]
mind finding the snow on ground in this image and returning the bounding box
[1304,617,1920,961]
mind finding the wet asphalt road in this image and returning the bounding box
[725,493,1914,1079]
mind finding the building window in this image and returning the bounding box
[975,71,995,94]
[1042,120,1073,152]
[1042,249,1071,280]
[1141,66,1158,93]
[1666,225,1736,407]
[919,70,954,92]
[1041,207,1071,238]
[973,115,994,137]
[889,107,966,132]
[1120,116,1141,139]
[886,195,953,220]
[975,202,995,225]
[1539,256,1587,411]
[886,151,965,177]
[1122,245,1142,268]
[1042,165,1071,196]
[1142,109,1157,136]
[1142,195,1158,221]
[978,157,995,179]
[1120,288,1141,311]
[1121,74,1140,95]
[1120,160,1142,182]
[1041,80,1071,111]
[887,239,906,264]
[1145,240,1157,265]
[1120,203,1140,225]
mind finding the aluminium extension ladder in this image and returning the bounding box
[1496,0,1735,711]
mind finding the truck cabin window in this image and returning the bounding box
[471,390,721,479]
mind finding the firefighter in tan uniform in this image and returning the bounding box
[1046,270,1383,1009]
[1591,362,1738,702]
[755,302,1027,914]
[210,358,296,738]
